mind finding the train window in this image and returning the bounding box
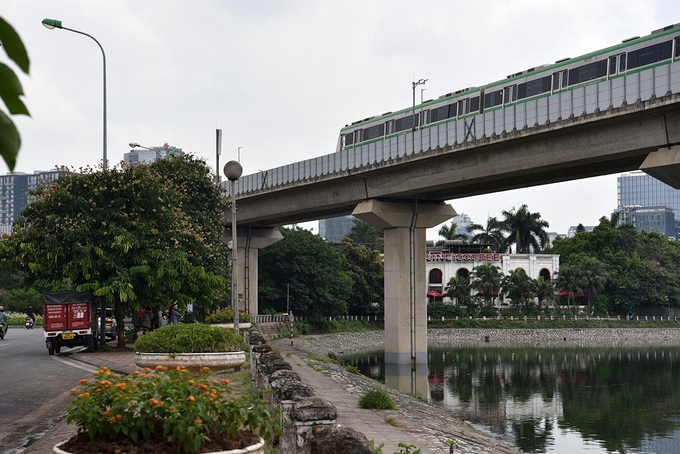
[568,60,607,85]
[627,40,672,69]
[676,37,680,57]
[609,56,617,75]
[619,53,627,72]
[431,104,455,122]
[561,70,568,88]
[395,115,415,132]
[483,89,504,108]
[363,124,384,141]
[517,75,552,99]
[344,132,354,146]
[469,96,480,113]
[552,73,560,90]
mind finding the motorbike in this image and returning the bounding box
[25,316,34,329]
[0,324,5,339]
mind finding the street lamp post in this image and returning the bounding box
[42,18,107,171]
[224,161,243,334]
[129,142,164,161]
[43,18,108,347]
[412,78,427,153]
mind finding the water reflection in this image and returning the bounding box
[342,346,680,453]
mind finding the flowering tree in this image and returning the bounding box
[0,154,229,347]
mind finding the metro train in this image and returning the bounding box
[337,23,680,154]
[236,24,680,195]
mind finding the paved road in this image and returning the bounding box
[0,327,99,454]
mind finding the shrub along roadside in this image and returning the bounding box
[133,323,246,353]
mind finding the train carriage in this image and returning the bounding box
[338,23,680,155]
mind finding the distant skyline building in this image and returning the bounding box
[319,215,355,243]
[618,171,680,239]
[124,143,182,165]
[0,170,62,235]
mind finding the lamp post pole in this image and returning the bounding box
[42,18,107,171]
[411,78,427,153]
[224,161,243,334]
[43,18,108,347]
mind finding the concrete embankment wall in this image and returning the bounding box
[429,328,680,348]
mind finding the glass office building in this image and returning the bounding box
[0,170,62,235]
[617,171,680,239]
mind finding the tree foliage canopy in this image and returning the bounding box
[0,155,229,344]
[258,226,352,319]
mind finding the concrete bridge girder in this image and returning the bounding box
[354,200,456,366]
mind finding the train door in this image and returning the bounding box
[503,85,517,105]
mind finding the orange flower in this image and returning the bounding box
[187,395,195,402]
[149,398,160,406]
[155,365,168,371]
[99,380,112,387]
[194,419,203,424]
[79,379,89,384]
[78,392,90,399]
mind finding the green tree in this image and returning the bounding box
[534,276,555,310]
[0,155,229,347]
[500,205,549,254]
[0,16,30,170]
[337,238,384,316]
[468,216,505,251]
[501,268,534,307]
[554,263,581,309]
[575,256,609,315]
[445,275,470,305]
[469,262,502,306]
[437,221,468,245]
[346,219,384,252]
[259,227,352,319]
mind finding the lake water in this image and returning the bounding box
[342,345,680,453]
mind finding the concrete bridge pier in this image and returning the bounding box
[227,227,283,315]
[353,200,456,366]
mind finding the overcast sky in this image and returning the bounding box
[3,1,680,239]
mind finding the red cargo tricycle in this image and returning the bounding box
[42,291,99,355]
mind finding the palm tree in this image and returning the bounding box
[500,268,534,307]
[534,276,555,309]
[554,263,581,309]
[347,219,383,252]
[445,275,470,305]
[437,221,468,245]
[576,256,609,315]
[468,216,505,251]
[469,262,502,306]
[500,204,550,254]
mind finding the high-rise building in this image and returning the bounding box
[618,171,680,239]
[319,215,355,243]
[0,170,63,235]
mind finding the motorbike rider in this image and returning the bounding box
[26,306,36,323]
[0,306,8,334]
[139,306,155,332]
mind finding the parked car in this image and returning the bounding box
[98,308,117,340]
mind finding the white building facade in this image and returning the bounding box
[425,241,559,304]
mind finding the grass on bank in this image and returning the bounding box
[285,317,680,336]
